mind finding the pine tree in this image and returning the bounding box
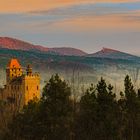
[75,84,98,140]
[118,75,140,140]
[77,78,119,140]
[96,77,119,140]
[40,74,73,140]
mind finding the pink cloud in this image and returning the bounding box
[0,0,139,13]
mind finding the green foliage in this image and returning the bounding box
[3,99,40,140]
[118,75,140,140]
[40,74,73,140]
[0,48,139,72]
[76,78,119,140]
[2,75,140,140]
[4,74,73,140]
[75,84,98,140]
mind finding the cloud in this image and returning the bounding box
[25,2,140,32]
[1,2,140,33]
[29,1,140,18]
[0,0,140,54]
[47,13,140,33]
[0,0,139,13]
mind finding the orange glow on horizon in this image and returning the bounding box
[0,0,138,13]
[47,10,140,33]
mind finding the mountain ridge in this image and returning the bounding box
[0,37,139,60]
[0,37,48,52]
[0,37,87,56]
[87,47,139,60]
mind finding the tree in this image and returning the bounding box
[76,78,119,140]
[4,98,40,140]
[96,78,119,140]
[118,75,140,140]
[75,84,98,140]
[0,99,14,140]
[40,74,73,140]
[3,75,140,140]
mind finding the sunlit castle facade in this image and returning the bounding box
[0,58,40,110]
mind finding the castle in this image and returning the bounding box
[0,58,40,110]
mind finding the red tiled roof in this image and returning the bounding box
[7,58,21,68]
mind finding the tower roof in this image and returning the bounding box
[7,58,21,68]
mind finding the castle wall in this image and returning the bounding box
[0,86,9,101]
[0,59,41,110]
[6,68,23,83]
[22,74,40,105]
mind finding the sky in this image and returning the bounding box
[0,0,140,55]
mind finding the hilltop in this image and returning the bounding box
[88,47,139,60]
[0,37,87,56]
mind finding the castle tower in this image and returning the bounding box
[23,64,40,104]
[4,58,40,109]
[26,64,32,76]
[6,59,23,84]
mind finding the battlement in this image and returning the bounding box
[25,72,39,77]
[24,73,40,79]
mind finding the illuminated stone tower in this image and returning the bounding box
[6,58,23,83]
[23,64,40,105]
[2,58,40,109]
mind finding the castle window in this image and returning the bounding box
[37,86,39,90]
[26,86,28,91]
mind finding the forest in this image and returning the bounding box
[0,74,140,140]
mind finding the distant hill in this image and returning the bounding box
[49,47,87,56]
[0,37,139,59]
[0,37,87,56]
[0,37,48,52]
[88,48,139,60]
